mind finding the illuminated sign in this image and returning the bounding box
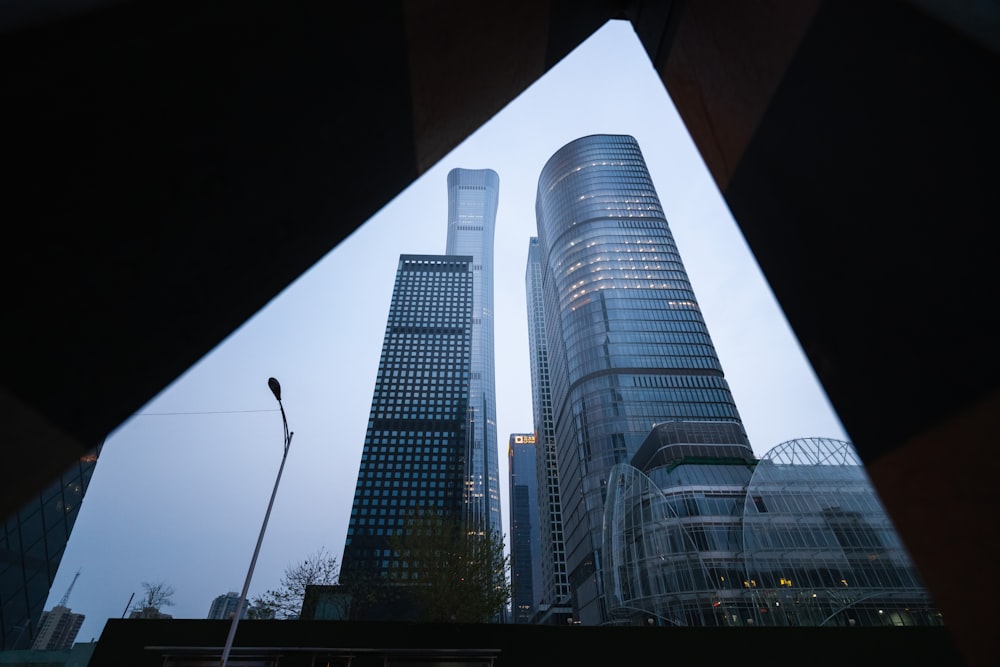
[512,435,537,444]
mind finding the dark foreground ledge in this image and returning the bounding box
[89,618,966,667]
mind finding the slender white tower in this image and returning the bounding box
[446,168,502,538]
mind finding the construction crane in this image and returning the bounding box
[58,568,82,607]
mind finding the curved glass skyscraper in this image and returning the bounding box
[534,135,749,623]
[446,168,502,538]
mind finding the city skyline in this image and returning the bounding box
[39,19,847,642]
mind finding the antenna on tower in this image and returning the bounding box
[59,568,82,607]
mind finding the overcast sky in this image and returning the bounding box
[46,19,848,641]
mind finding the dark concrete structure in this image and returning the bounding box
[86,618,965,667]
[2,1,996,665]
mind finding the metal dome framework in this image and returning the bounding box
[602,438,942,627]
[759,437,863,466]
[742,438,939,627]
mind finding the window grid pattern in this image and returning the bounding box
[526,237,571,610]
[534,134,746,623]
[340,255,473,582]
[508,434,541,624]
[602,439,941,627]
[741,438,939,627]
[446,168,502,538]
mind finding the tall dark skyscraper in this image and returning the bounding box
[1,446,99,649]
[507,433,541,624]
[524,237,571,624]
[340,168,503,619]
[340,255,474,586]
[532,135,751,623]
[445,168,502,538]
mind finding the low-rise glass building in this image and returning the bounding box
[603,434,940,627]
[741,437,939,627]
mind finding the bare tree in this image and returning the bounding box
[130,581,176,617]
[249,547,339,619]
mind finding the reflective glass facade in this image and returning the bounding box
[741,438,939,627]
[605,453,755,626]
[446,168,502,538]
[206,592,245,620]
[534,135,747,623]
[603,438,941,627]
[1,447,99,649]
[341,255,473,583]
[507,433,540,624]
[525,237,571,622]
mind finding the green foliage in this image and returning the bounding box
[386,510,511,623]
[334,569,406,621]
[245,599,276,620]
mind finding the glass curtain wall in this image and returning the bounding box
[446,169,502,538]
[742,438,941,627]
[534,134,747,623]
[1,447,100,649]
[525,237,572,622]
[602,437,942,627]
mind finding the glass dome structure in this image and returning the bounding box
[602,437,942,627]
[603,457,753,627]
[741,437,940,627]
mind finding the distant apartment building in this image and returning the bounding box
[30,605,84,650]
[207,592,246,620]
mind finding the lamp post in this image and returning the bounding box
[219,377,293,667]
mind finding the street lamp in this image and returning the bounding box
[219,377,293,667]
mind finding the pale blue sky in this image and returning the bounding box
[46,19,847,641]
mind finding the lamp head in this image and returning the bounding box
[268,377,282,401]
